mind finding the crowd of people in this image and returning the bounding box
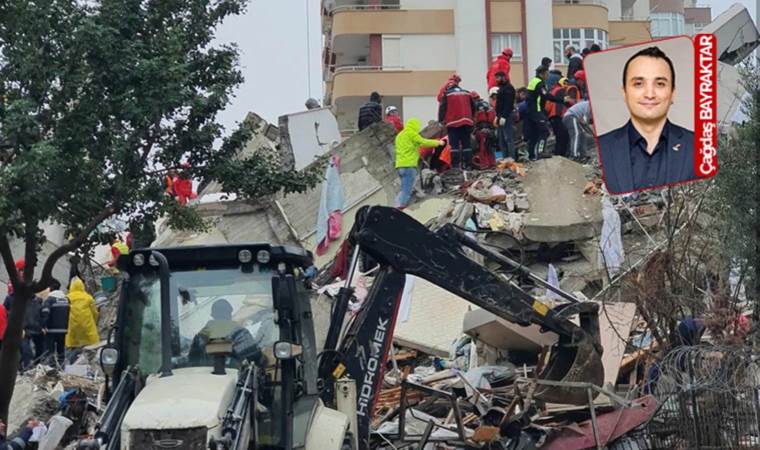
[355,44,602,208]
[1,260,101,372]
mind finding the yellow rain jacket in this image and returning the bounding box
[394,118,441,169]
[65,278,100,348]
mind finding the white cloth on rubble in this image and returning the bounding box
[599,197,625,276]
[546,264,562,300]
[397,275,415,323]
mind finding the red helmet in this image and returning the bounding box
[502,48,513,59]
[574,70,586,82]
[470,90,480,100]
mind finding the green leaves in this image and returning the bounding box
[0,0,323,258]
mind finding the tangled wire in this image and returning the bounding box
[646,345,760,398]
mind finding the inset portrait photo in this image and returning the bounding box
[585,37,714,195]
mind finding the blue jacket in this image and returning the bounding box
[598,120,696,194]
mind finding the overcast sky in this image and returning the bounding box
[214,0,757,133]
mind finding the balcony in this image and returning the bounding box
[552,0,609,30]
[329,65,450,103]
[329,7,454,41]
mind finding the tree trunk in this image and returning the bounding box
[0,287,31,423]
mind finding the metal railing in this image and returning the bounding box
[552,0,608,6]
[331,64,405,75]
[330,3,401,15]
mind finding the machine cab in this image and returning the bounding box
[105,244,316,449]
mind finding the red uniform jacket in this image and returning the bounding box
[487,52,512,89]
[385,115,403,133]
[438,87,475,128]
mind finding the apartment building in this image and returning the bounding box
[650,0,711,37]
[322,0,652,134]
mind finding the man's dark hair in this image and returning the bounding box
[49,278,61,291]
[535,65,549,76]
[370,91,381,102]
[622,46,675,89]
[590,43,602,52]
[495,71,506,78]
[541,57,552,68]
[581,48,590,57]
[517,87,528,95]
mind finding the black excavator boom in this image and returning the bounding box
[320,205,604,449]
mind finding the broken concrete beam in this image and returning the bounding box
[700,3,760,65]
[463,308,558,352]
[521,158,602,243]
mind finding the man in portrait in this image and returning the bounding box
[598,46,696,194]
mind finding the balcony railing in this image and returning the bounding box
[331,3,400,14]
[552,0,607,6]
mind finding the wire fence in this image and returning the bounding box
[612,345,760,450]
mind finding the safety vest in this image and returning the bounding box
[526,77,543,113]
[545,85,565,119]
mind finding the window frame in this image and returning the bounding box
[491,33,523,62]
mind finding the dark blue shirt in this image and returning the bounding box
[628,120,671,190]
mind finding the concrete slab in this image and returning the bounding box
[521,158,602,243]
[393,277,472,356]
[462,308,558,352]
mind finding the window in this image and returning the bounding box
[650,12,685,37]
[552,28,608,64]
[491,33,523,61]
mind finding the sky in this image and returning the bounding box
[214,0,758,134]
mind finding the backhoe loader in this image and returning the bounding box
[81,205,602,449]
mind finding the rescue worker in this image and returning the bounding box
[107,238,130,271]
[395,118,444,209]
[494,71,516,160]
[438,78,476,169]
[573,70,588,100]
[487,48,513,89]
[65,277,99,362]
[0,419,36,450]
[20,291,45,370]
[357,92,383,131]
[563,100,593,161]
[173,164,197,205]
[565,45,584,80]
[526,66,570,160]
[41,278,69,366]
[545,77,574,157]
[472,91,497,168]
[437,73,461,102]
[384,106,403,134]
[515,87,530,161]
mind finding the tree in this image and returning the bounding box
[709,59,760,316]
[0,0,323,421]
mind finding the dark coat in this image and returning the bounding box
[598,120,697,194]
[567,54,584,80]
[357,101,382,131]
[495,82,516,120]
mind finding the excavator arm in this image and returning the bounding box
[321,206,604,449]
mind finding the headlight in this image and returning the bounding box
[256,250,271,264]
[274,341,303,360]
[148,255,159,266]
[133,254,145,267]
[238,249,253,264]
[100,348,119,376]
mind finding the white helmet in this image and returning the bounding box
[488,87,499,97]
[385,105,398,115]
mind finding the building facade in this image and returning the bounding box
[649,0,711,37]
[322,0,652,134]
